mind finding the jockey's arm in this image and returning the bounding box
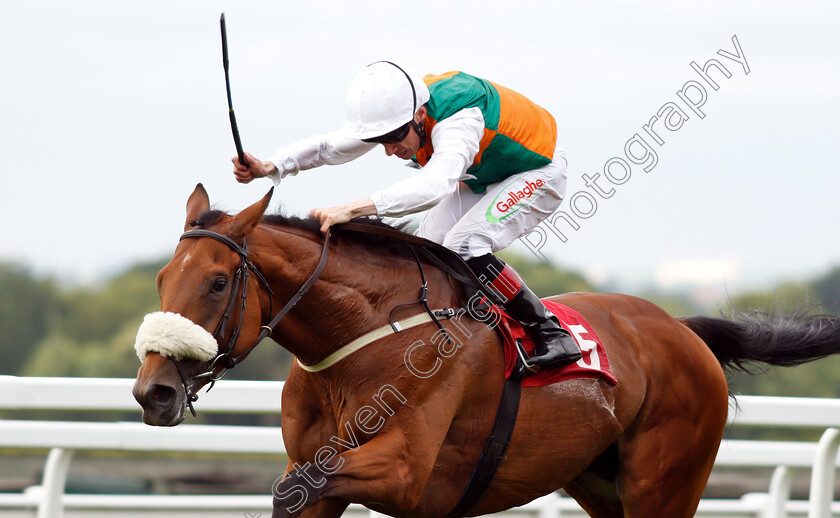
[309,198,377,235]
[267,132,377,184]
[368,108,483,218]
[232,132,377,184]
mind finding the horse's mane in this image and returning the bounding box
[192,209,417,258]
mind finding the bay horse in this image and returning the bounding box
[133,184,840,518]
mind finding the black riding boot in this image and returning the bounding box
[503,284,582,368]
[466,254,582,369]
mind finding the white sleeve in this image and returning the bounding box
[368,108,484,217]
[265,132,377,186]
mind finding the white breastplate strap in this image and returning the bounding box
[296,309,446,373]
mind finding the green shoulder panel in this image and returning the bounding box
[426,72,501,131]
[463,134,553,194]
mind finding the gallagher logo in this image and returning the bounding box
[486,178,546,223]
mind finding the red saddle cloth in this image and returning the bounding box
[495,300,618,388]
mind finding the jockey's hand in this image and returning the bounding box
[232,152,278,184]
[309,198,378,234]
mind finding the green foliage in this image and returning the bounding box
[0,259,165,378]
[725,282,820,318]
[21,322,142,378]
[727,356,840,399]
[0,257,295,381]
[634,291,705,317]
[4,251,840,406]
[0,263,60,375]
[811,266,840,315]
[56,261,166,344]
[498,252,595,296]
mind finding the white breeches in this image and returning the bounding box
[416,146,568,259]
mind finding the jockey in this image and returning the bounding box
[232,61,581,369]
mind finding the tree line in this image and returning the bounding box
[2,257,840,399]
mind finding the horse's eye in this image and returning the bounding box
[210,278,228,294]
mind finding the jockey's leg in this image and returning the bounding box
[416,181,483,243]
[438,146,568,261]
[439,146,580,368]
[467,253,582,368]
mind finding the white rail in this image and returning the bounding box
[0,375,284,413]
[2,376,840,517]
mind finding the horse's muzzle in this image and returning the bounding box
[133,363,187,427]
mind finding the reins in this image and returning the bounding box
[339,222,502,298]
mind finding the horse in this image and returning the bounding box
[133,184,840,518]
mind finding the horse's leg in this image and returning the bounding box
[530,293,730,518]
[275,370,354,518]
[615,340,730,516]
[273,416,457,517]
[562,445,624,518]
[562,413,722,518]
[563,479,623,518]
[282,499,348,518]
[615,423,724,517]
[271,460,349,518]
[273,366,466,517]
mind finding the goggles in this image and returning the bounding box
[362,121,413,144]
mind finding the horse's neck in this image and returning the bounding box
[255,226,458,365]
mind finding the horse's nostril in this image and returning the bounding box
[149,384,176,406]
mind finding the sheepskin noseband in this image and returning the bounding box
[135,311,219,362]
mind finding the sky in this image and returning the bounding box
[2,1,839,300]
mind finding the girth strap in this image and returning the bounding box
[445,377,523,518]
[339,221,523,515]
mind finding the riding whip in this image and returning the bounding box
[220,13,248,168]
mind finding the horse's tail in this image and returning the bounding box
[679,312,840,372]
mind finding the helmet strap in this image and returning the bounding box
[411,119,426,148]
[371,61,423,145]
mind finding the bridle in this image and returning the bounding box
[169,222,500,417]
[172,227,331,416]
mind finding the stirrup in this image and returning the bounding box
[512,339,541,379]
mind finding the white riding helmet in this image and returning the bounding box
[341,61,430,141]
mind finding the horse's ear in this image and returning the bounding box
[185,183,210,231]
[229,187,274,239]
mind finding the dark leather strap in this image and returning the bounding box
[181,230,274,304]
[336,222,505,306]
[245,228,332,359]
[338,222,523,516]
[179,228,332,369]
[445,377,522,518]
[182,229,248,255]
